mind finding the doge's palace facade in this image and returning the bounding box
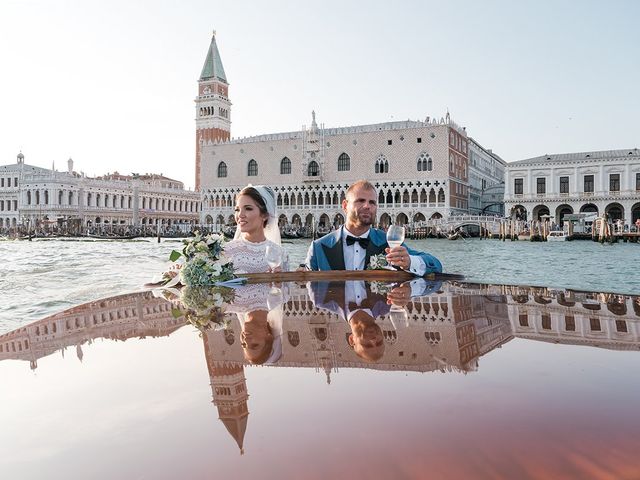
[197,35,504,229]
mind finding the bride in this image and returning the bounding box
[224,185,287,274]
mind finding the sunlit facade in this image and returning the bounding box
[0,153,200,231]
[504,149,640,225]
[196,35,505,229]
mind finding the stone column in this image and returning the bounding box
[132,183,140,226]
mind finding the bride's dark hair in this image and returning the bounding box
[237,186,270,227]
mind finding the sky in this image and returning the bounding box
[1,0,638,190]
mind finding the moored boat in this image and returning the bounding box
[547,230,569,241]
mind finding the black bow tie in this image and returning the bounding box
[348,300,371,311]
[346,235,369,248]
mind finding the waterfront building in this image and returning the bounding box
[504,149,640,225]
[0,153,200,232]
[468,138,506,216]
[196,35,505,229]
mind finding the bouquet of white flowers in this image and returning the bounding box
[162,231,236,287]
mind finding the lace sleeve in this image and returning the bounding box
[224,239,288,274]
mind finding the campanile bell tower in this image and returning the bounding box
[195,30,231,190]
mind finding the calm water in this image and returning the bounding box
[1,280,639,479]
[2,237,639,333]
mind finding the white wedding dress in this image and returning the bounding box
[224,237,286,274]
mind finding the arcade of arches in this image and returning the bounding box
[202,184,449,228]
[509,201,640,225]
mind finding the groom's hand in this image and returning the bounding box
[385,246,411,270]
[386,282,411,307]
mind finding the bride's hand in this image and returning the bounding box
[269,266,282,273]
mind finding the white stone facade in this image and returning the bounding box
[0,153,201,231]
[199,114,503,229]
[504,149,640,225]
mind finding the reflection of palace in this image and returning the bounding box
[2,282,639,452]
[0,291,184,370]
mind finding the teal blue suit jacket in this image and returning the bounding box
[304,227,442,274]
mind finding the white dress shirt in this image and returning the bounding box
[342,226,370,270]
[341,226,427,275]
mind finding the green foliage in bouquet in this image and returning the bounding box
[171,285,236,332]
[165,231,235,286]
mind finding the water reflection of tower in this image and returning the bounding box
[308,306,337,385]
[202,327,249,454]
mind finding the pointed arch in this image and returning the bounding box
[338,153,350,171]
[280,157,291,175]
[247,159,258,176]
[217,161,227,178]
[308,161,319,177]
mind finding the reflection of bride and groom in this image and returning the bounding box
[224,180,442,365]
[224,180,442,275]
[307,278,442,362]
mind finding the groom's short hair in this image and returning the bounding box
[346,180,376,199]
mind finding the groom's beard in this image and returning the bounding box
[349,210,376,228]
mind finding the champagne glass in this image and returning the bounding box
[389,305,409,328]
[386,225,405,249]
[267,285,283,310]
[265,244,282,270]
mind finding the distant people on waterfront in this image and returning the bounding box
[224,185,288,274]
[302,180,442,274]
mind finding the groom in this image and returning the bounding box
[304,180,442,274]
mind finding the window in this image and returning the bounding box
[307,160,319,176]
[519,313,528,327]
[375,155,389,174]
[565,315,575,331]
[417,153,432,172]
[616,320,628,333]
[280,157,291,175]
[514,178,523,195]
[589,317,601,332]
[247,159,258,177]
[337,153,350,171]
[541,314,551,330]
[559,176,569,194]
[584,175,594,193]
[387,139,392,145]
[609,173,620,192]
[536,178,546,194]
[217,162,227,178]
[417,137,422,143]
[636,172,640,191]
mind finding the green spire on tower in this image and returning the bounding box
[199,30,227,82]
